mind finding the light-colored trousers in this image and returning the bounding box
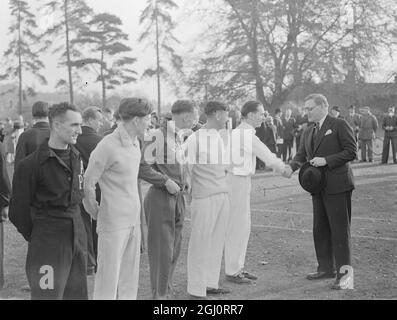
[225,174,251,276]
[93,226,141,300]
[187,193,229,297]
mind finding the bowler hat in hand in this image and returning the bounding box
[298,162,327,194]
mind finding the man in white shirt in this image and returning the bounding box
[225,101,287,284]
[184,101,231,299]
[83,98,164,300]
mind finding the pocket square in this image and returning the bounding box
[325,129,333,136]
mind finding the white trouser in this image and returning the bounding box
[187,193,229,297]
[225,174,251,276]
[94,226,141,300]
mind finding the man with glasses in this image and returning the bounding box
[284,94,356,290]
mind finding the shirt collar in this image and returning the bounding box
[239,121,255,131]
[33,122,50,129]
[38,138,79,164]
[117,123,138,147]
[318,114,328,129]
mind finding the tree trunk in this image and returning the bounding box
[250,1,268,108]
[155,2,161,115]
[101,49,106,108]
[64,0,74,104]
[17,1,23,115]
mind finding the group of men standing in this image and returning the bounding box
[0,92,392,299]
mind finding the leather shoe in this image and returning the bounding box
[241,270,258,280]
[226,274,251,284]
[206,287,230,295]
[306,271,336,280]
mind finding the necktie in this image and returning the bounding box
[311,123,319,150]
[313,122,320,139]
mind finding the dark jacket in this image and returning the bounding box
[143,123,187,188]
[9,140,85,241]
[290,116,357,195]
[282,117,296,141]
[346,113,361,133]
[255,123,266,143]
[75,126,103,169]
[295,114,309,137]
[358,113,378,140]
[274,116,284,141]
[0,143,10,211]
[382,114,397,137]
[263,123,277,147]
[14,122,50,167]
[75,126,103,202]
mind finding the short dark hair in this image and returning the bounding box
[171,100,196,115]
[32,101,49,118]
[349,105,355,110]
[204,101,229,116]
[82,107,102,122]
[118,98,153,121]
[331,106,340,112]
[275,108,282,115]
[241,101,261,118]
[48,102,79,127]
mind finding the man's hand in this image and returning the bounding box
[310,157,327,167]
[281,165,293,178]
[1,206,9,222]
[82,197,99,220]
[165,179,181,195]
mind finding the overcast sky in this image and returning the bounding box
[0,0,395,104]
[0,0,200,104]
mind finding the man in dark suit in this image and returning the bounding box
[0,141,11,289]
[381,106,397,164]
[75,107,104,275]
[283,94,357,290]
[15,102,51,168]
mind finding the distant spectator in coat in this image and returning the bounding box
[15,101,50,168]
[345,105,361,160]
[263,116,277,154]
[274,108,284,158]
[281,109,296,162]
[381,106,397,164]
[358,106,378,162]
[330,106,344,119]
[98,107,114,136]
[295,107,309,151]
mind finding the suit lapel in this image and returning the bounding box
[313,115,333,154]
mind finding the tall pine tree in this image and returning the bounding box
[1,0,47,115]
[72,13,137,108]
[39,0,92,104]
[139,0,183,114]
